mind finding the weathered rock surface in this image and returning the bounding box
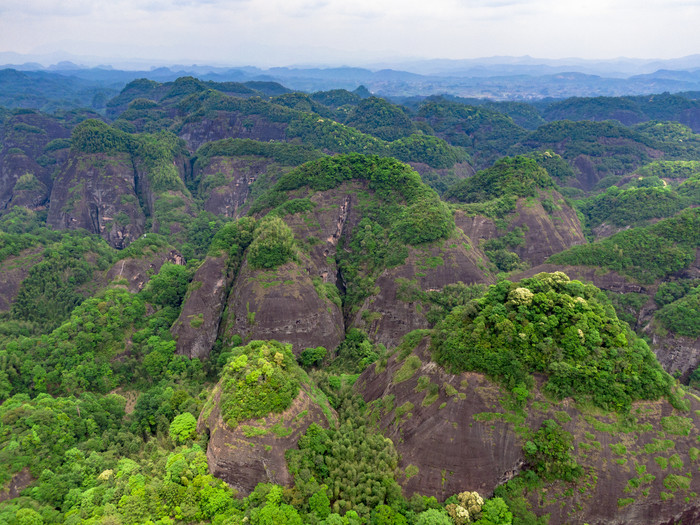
[592,222,630,240]
[351,236,494,349]
[0,151,49,212]
[509,192,586,265]
[104,247,185,293]
[47,152,145,248]
[358,338,525,500]
[179,114,287,151]
[513,264,653,295]
[220,185,361,353]
[454,212,499,246]
[357,337,700,525]
[222,259,345,356]
[198,382,331,496]
[196,156,292,218]
[0,468,34,503]
[646,327,700,382]
[172,254,232,359]
[456,190,586,266]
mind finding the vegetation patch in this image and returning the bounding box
[432,272,675,411]
[392,355,422,384]
[218,340,302,428]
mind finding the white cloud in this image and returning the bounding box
[0,0,699,65]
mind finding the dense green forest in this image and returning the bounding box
[1,76,700,525]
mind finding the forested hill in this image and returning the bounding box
[1,77,700,525]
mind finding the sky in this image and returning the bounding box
[1,0,700,67]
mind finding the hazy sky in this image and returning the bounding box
[2,0,700,67]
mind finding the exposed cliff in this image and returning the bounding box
[172,254,231,359]
[46,152,145,248]
[358,325,700,524]
[222,258,345,356]
[197,340,334,495]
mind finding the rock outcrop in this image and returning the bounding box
[647,326,700,382]
[179,114,288,151]
[196,156,291,218]
[358,338,525,500]
[456,190,587,267]
[351,236,494,349]
[104,247,185,293]
[172,254,232,359]
[197,341,334,495]
[357,337,700,525]
[222,258,345,356]
[47,152,145,248]
[199,387,330,496]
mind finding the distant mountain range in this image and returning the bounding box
[4,52,700,103]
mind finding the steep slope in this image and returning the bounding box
[447,155,587,268]
[197,340,334,495]
[192,138,324,218]
[0,111,71,211]
[215,154,492,354]
[220,214,346,356]
[44,119,195,249]
[357,273,699,525]
[47,151,145,248]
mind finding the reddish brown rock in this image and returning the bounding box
[47,152,145,248]
[196,156,293,218]
[457,190,586,266]
[646,325,700,382]
[222,258,345,356]
[198,381,332,496]
[104,247,185,293]
[357,337,700,525]
[0,468,34,503]
[172,255,232,359]
[179,114,287,151]
[351,236,494,349]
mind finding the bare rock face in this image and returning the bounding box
[198,377,332,496]
[196,156,291,218]
[0,152,49,212]
[7,176,49,211]
[572,155,601,191]
[357,338,700,525]
[1,112,70,161]
[454,212,499,246]
[0,468,34,503]
[647,328,700,382]
[358,338,525,500]
[457,191,586,267]
[509,192,586,265]
[351,236,494,349]
[172,255,231,359]
[104,247,185,293]
[592,222,631,241]
[0,113,71,210]
[221,185,363,354]
[223,259,345,356]
[179,114,287,151]
[47,152,145,248]
[513,264,652,295]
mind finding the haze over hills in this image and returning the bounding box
[5,52,700,100]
